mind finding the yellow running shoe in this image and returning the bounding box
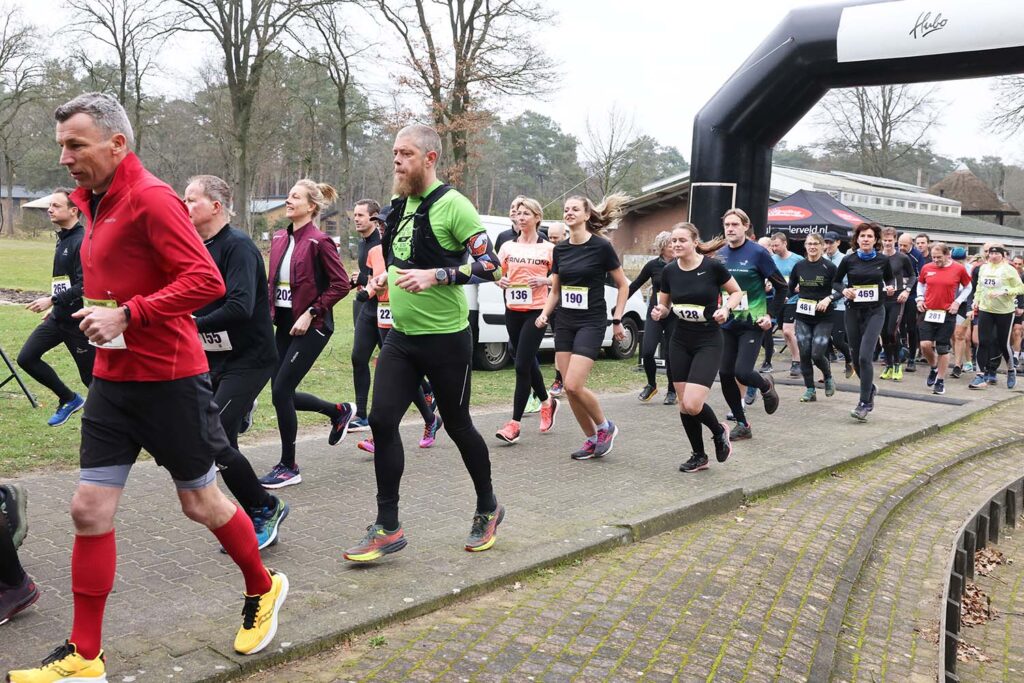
[892,363,904,381]
[234,569,288,655]
[880,365,893,380]
[7,641,106,682]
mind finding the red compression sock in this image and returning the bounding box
[213,506,272,595]
[70,530,116,660]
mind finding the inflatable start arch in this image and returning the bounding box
[688,0,1024,239]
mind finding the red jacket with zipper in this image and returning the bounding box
[267,221,350,331]
[70,152,225,382]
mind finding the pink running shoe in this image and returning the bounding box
[419,415,443,448]
[539,398,558,433]
[357,438,375,454]
[495,420,521,444]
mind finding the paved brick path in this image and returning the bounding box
[240,399,1024,682]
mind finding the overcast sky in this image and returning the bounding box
[21,0,1024,167]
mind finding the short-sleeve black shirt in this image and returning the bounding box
[552,235,620,326]
[659,255,732,329]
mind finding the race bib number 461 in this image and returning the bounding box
[561,286,588,310]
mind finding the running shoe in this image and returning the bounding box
[789,361,801,378]
[824,377,836,397]
[252,498,289,551]
[348,416,371,433]
[259,463,301,489]
[638,384,657,402]
[987,373,998,386]
[570,439,597,461]
[239,399,258,434]
[759,362,774,373]
[892,364,904,382]
[465,504,505,552]
[969,374,987,389]
[357,438,375,454]
[6,641,105,682]
[761,374,779,415]
[845,362,855,379]
[713,423,732,463]
[1008,368,1017,390]
[905,359,916,373]
[46,393,85,427]
[880,365,893,380]
[0,573,39,626]
[539,399,558,433]
[730,422,752,440]
[344,524,407,562]
[800,388,816,402]
[951,365,963,379]
[524,394,542,414]
[679,452,710,473]
[663,390,677,406]
[495,420,521,444]
[725,411,737,421]
[419,414,443,448]
[743,385,758,406]
[926,367,939,387]
[851,402,870,422]
[328,402,356,446]
[592,421,618,458]
[0,483,28,549]
[234,569,288,655]
[933,379,946,395]
[964,361,974,372]
[423,387,436,412]
[549,379,563,398]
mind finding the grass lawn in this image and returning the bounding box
[0,237,644,476]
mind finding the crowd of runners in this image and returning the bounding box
[1,92,1023,681]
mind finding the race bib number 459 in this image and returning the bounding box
[561,286,588,310]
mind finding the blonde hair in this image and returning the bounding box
[511,196,543,219]
[567,192,630,236]
[673,222,726,255]
[294,179,338,217]
[653,231,673,255]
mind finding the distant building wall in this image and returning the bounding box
[615,200,689,277]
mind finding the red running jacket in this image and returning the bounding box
[267,221,350,332]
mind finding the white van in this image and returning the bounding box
[466,215,648,370]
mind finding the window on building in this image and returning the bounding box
[873,197,882,205]
[885,199,894,206]
[908,202,917,209]
[895,200,905,208]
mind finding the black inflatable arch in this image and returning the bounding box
[689,0,1024,239]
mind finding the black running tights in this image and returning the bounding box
[795,319,833,389]
[211,366,275,512]
[846,305,885,404]
[977,311,1014,375]
[351,300,381,419]
[369,328,494,530]
[17,316,94,404]
[641,312,675,386]
[505,309,548,421]
[881,301,905,366]
[719,326,768,426]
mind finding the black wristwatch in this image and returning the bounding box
[611,318,622,325]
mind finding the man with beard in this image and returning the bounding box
[344,124,505,561]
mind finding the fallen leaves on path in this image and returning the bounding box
[975,547,1005,576]
[962,581,997,627]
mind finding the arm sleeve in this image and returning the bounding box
[902,257,916,290]
[194,242,258,333]
[833,257,849,295]
[124,187,225,327]
[312,237,351,312]
[882,258,894,287]
[451,232,502,285]
[954,280,973,305]
[628,259,654,299]
[56,240,85,306]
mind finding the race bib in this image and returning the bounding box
[672,303,705,322]
[82,297,127,350]
[561,286,588,310]
[732,292,750,311]
[51,276,71,298]
[274,283,292,308]
[796,298,817,317]
[924,309,947,324]
[982,277,998,288]
[506,285,532,306]
[376,302,393,329]
[853,285,879,302]
[199,330,232,352]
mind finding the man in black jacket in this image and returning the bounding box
[17,188,95,426]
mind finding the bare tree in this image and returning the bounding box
[581,106,639,197]
[816,85,941,179]
[989,76,1024,136]
[170,0,328,232]
[0,6,42,236]
[374,0,558,188]
[292,3,374,204]
[64,0,170,154]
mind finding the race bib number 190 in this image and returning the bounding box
[561,286,588,310]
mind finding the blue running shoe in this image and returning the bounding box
[1008,368,1017,390]
[743,385,757,405]
[968,374,987,389]
[252,498,289,550]
[47,394,85,427]
[348,416,371,433]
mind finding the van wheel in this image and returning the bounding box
[473,342,510,371]
[607,316,640,359]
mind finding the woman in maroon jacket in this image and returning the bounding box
[259,179,353,488]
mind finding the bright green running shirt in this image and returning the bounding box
[387,180,485,335]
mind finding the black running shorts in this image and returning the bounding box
[918,317,956,347]
[553,321,604,360]
[80,374,228,487]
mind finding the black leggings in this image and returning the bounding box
[976,311,1014,375]
[211,365,275,512]
[846,306,885,404]
[902,299,920,361]
[378,326,434,425]
[881,301,905,366]
[719,325,768,426]
[829,308,852,362]
[0,497,25,586]
[17,316,94,404]
[795,318,833,388]
[641,312,676,386]
[505,309,548,421]
[351,299,381,419]
[369,328,494,529]
[273,311,342,467]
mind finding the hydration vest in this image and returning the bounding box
[381,184,466,269]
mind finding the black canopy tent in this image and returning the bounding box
[765,189,869,242]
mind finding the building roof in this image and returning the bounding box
[857,207,1024,244]
[928,167,1019,216]
[250,199,287,214]
[1,186,46,200]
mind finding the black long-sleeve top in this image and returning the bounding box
[833,251,894,309]
[49,223,86,323]
[884,251,916,301]
[628,256,669,309]
[194,224,278,372]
